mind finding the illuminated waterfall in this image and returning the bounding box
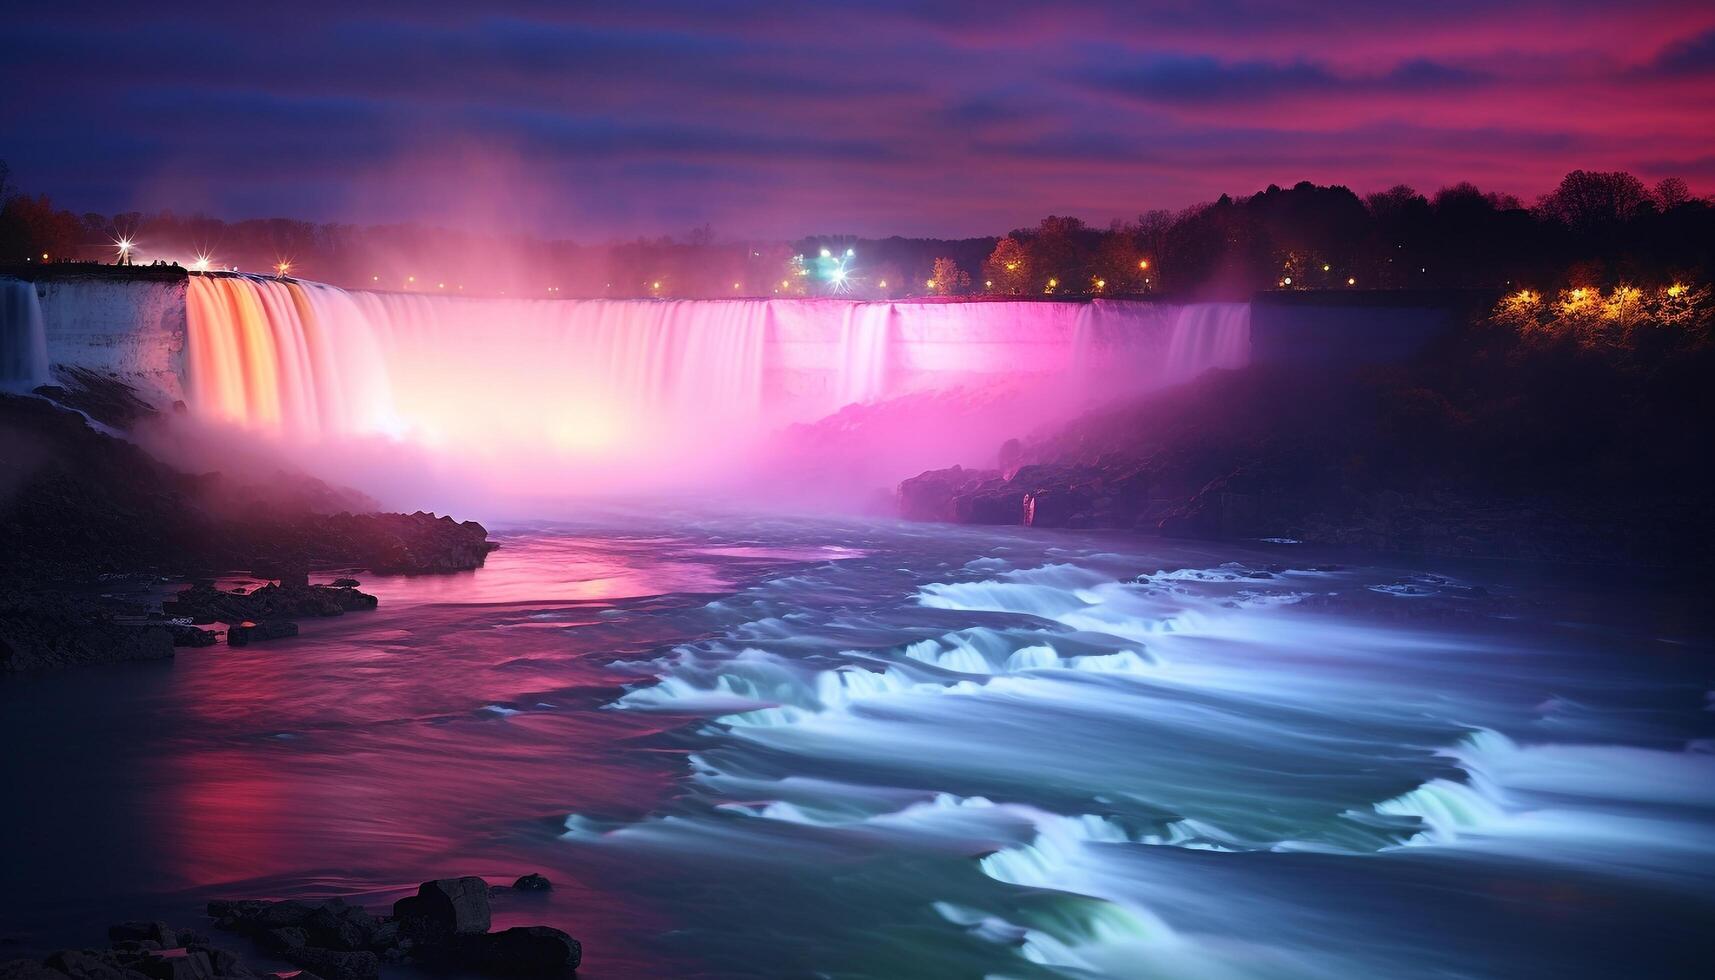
[180,276,1251,473]
[0,279,49,391]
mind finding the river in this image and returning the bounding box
[3,513,1711,978]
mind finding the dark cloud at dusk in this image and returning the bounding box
[3,0,1713,239]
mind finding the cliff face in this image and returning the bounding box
[1,274,189,406]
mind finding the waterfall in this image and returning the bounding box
[1163,303,1251,383]
[0,279,50,391]
[836,304,892,406]
[178,277,1254,475]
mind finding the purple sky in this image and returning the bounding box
[5,1,1714,240]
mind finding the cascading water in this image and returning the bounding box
[1163,302,1251,383]
[0,279,49,391]
[178,276,1254,495]
[835,304,893,406]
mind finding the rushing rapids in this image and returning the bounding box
[0,515,1709,977]
[177,275,1249,480]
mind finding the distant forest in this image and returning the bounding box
[2,162,1710,299]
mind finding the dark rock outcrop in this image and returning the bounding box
[510,874,552,892]
[461,928,581,974]
[392,878,491,943]
[202,880,579,976]
[164,583,377,626]
[0,592,181,673]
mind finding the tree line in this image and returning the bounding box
[3,161,1709,299]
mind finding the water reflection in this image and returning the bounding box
[2,516,1711,978]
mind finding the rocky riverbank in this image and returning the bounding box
[0,876,580,980]
[895,312,1715,566]
[0,393,498,672]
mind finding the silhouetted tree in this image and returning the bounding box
[1538,170,1652,231]
[1654,177,1692,210]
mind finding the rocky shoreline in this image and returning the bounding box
[1,876,581,980]
[0,393,498,672]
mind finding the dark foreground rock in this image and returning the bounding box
[0,591,192,673]
[208,878,580,975]
[226,622,300,647]
[164,583,377,626]
[1,393,499,672]
[4,926,258,980]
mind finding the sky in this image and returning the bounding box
[3,0,1714,240]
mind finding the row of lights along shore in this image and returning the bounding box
[101,238,1392,296]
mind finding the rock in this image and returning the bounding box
[205,901,264,921]
[132,950,213,980]
[256,930,305,955]
[953,488,1026,525]
[280,950,375,980]
[227,622,298,647]
[252,903,316,930]
[108,923,175,947]
[165,584,376,626]
[329,579,359,588]
[200,949,251,979]
[0,959,68,980]
[43,951,147,980]
[468,928,581,974]
[510,874,552,892]
[897,466,998,522]
[0,594,177,673]
[393,878,490,943]
[1023,487,1092,528]
[301,907,377,952]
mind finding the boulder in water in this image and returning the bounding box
[464,928,581,974]
[393,877,491,943]
[226,622,298,647]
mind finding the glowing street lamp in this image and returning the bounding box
[1138,259,1150,271]
[114,238,134,265]
[191,253,212,272]
[1347,277,1357,286]
[275,261,292,278]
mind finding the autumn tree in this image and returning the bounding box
[927,256,970,295]
[982,236,1030,294]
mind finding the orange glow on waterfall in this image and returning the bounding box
[180,276,1252,501]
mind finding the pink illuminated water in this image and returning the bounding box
[2,516,1711,978]
[180,277,1250,500]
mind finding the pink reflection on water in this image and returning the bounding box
[148,532,751,975]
